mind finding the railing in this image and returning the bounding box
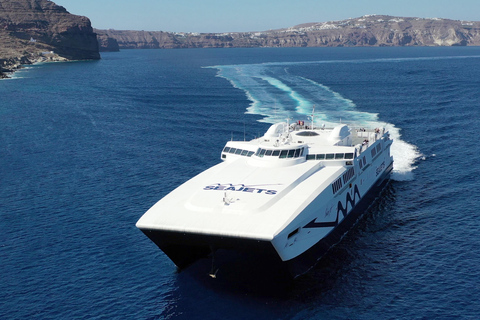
[355,128,387,155]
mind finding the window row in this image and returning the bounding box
[358,156,367,170]
[222,147,255,157]
[343,167,355,184]
[332,178,343,194]
[306,153,354,161]
[371,143,382,158]
[223,147,355,162]
[255,147,305,159]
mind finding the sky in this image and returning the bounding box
[53,0,480,33]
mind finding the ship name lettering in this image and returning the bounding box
[204,184,277,195]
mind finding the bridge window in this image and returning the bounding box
[252,147,306,159]
[224,148,256,158]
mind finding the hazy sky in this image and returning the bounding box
[53,0,479,33]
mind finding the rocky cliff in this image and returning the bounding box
[97,15,480,51]
[0,0,100,77]
[96,32,119,52]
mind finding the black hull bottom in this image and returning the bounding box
[139,227,292,281]
[139,162,393,279]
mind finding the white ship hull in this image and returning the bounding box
[137,121,393,278]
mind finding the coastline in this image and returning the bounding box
[0,53,68,79]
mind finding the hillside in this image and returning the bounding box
[0,0,99,77]
[2,4,480,79]
[96,15,480,50]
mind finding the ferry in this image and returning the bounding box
[136,117,393,278]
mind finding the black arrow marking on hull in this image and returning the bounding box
[304,185,361,229]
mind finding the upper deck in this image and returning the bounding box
[221,121,389,167]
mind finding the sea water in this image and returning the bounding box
[1,47,480,319]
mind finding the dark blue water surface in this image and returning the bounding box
[2,47,480,319]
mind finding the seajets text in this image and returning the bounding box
[376,161,386,177]
[204,183,277,195]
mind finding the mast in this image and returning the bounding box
[312,105,314,129]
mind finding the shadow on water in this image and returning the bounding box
[159,241,367,320]
[175,251,295,298]
[156,183,400,318]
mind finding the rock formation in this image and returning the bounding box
[97,15,480,50]
[0,0,100,77]
[2,4,480,78]
[96,32,119,52]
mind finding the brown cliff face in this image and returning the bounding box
[97,15,480,50]
[0,0,99,75]
[94,29,178,49]
[96,32,119,52]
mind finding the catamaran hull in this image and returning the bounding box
[139,162,393,278]
[285,162,393,277]
[139,228,282,270]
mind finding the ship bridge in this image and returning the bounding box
[221,122,358,168]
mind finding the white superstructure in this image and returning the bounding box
[136,120,393,277]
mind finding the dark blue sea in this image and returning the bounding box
[2,46,480,319]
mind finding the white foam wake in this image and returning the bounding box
[209,62,420,180]
[385,125,420,181]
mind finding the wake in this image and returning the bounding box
[208,62,420,180]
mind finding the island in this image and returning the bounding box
[95,15,480,51]
[2,0,480,78]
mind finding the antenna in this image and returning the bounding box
[310,105,315,130]
[243,121,246,141]
[274,100,278,123]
